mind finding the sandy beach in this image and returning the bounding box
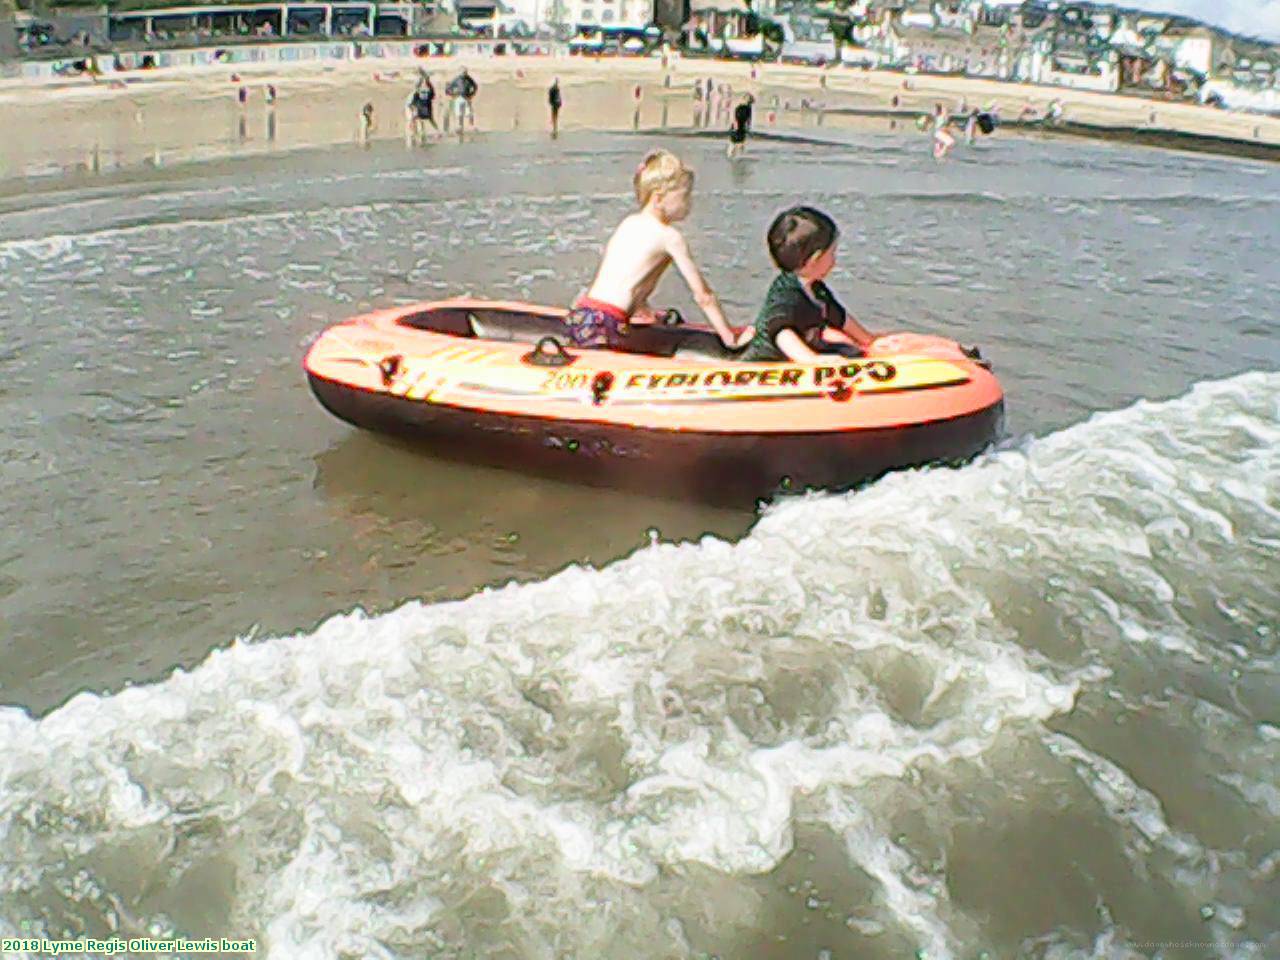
[3,52,1279,181]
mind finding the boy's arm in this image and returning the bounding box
[776,328,819,362]
[814,281,875,349]
[840,316,876,349]
[665,230,749,348]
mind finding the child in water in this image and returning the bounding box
[740,206,876,362]
[930,102,956,160]
[564,149,749,352]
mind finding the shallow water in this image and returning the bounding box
[0,127,1278,958]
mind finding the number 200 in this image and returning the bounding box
[541,372,588,392]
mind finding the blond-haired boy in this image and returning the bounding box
[564,149,749,351]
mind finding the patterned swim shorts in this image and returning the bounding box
[563,297,630,348]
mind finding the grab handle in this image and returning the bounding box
[522,336,577,368]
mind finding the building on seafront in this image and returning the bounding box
[7,0,1280,113]
[105,3,431,42]
[748,0,1280,106]
[681,0,768,56]
[556,0,657,31]
[7,0,455,56]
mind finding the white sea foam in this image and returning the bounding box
[1,372,1277,958]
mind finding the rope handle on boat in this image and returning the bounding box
[522,336,577,368]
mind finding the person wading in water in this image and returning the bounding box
[727,94,754,158]
[548,78,563,138]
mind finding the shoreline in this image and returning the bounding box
[2,54,1279,185]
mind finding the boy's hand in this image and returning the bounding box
[732,326,754,349]
[820,327,856,346]
[631,304,661,325]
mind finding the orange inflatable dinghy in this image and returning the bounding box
[304,298,1004,500]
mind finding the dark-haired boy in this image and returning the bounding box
[740,206,877,362]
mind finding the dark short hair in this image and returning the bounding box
[766,206,838,272]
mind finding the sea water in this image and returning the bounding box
[0,130,1276,957]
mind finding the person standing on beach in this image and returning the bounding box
[360,102,375,145]
[460,68,479,129]
[720,84,734,127]
[632,83,643,130]
[548,78,562,138]
[445,68,478,137]
[406,75,438,144]
[422,75,440,136]
[727,94,753,158]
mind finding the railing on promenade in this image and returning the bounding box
[0,35,571,81]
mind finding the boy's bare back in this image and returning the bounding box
[565,148,745,349]
[585,210,684,317]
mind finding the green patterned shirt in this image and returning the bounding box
[740,272,847,363]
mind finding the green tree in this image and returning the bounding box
[760,18,784,59]
[829,16,854,60]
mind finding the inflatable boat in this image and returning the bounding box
[304,298,1004,501]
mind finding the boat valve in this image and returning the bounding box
[591,371,615,405]
[826,378,854,402]
[378,354,403,385]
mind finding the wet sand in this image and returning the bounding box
[2,54,1279,181]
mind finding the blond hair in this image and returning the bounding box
[633,149,693,207]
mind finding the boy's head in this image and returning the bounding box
[634,149,694,221]
[767,206,838,275]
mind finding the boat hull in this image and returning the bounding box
[307,369,1004,502]
[304,298,1006,501]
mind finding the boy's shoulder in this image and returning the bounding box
[756,271,810,318]
[615,211,678,242]
[763,270,803,299]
